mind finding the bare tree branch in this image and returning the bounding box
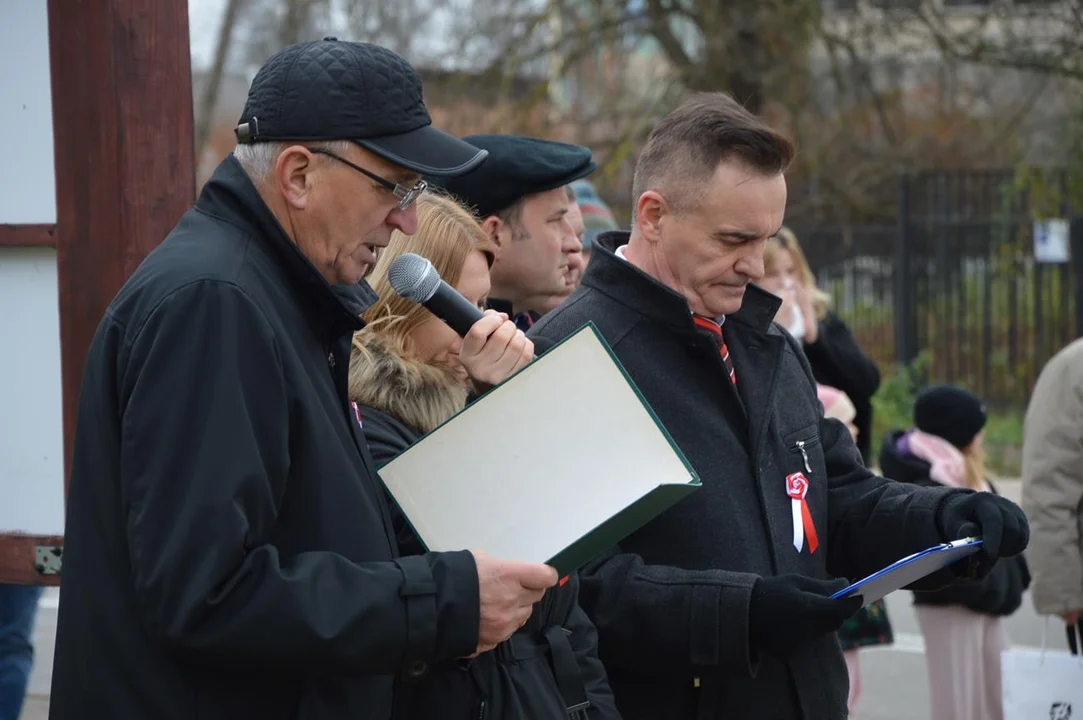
[196,0,248,156]
[644,0,694,77]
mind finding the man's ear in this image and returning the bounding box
[275,145,317,210]
[480,215,507,259]
[635,191,667,244]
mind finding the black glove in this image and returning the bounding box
[748,575,863,659]
[936,491,1030,579]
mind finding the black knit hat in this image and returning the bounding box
[235,38,486,176]
[913,385,988,449]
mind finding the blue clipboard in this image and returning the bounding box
[830,537,984,604]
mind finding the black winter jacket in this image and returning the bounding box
[879,430,1031,616]
[48,156,480,720]
[803,311,881,465]
[349,330,619,720]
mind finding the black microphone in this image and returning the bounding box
[387,253,485,337]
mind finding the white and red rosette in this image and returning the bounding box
[785,472,819,554]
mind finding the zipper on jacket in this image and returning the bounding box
[476,699,486,720]
[795,439,812,474]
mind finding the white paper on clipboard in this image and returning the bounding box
[830,537,984,604]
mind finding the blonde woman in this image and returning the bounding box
[348,192,618,720]
[879,385,1030,720]
[761,227,881,465]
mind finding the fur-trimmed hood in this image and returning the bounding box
[347,330,468,435]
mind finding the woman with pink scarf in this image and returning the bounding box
[878,385,1030,720]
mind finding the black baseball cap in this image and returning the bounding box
[235,38,486,177]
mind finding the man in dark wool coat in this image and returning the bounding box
[528,92,1029,719]
[48,39,557,720]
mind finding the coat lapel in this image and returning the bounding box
[728,328,785,464]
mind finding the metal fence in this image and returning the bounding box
[794,171,1083,410]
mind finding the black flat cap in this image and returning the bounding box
[426,134,596,218]
[235,38,486,176]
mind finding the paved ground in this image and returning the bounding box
[17,480,1061,720]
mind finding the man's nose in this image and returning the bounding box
[562,222,583,254]
[388,203,418,235]
[567,249,584,272]
[738,250,766,281]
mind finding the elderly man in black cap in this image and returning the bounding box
[427,134,596,330]
[48,39,558,720]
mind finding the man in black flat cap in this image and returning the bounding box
[427,134,596,330]
[49,39,558,720]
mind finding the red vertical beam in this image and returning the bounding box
[0,0,196,586]
[49,0,196,495]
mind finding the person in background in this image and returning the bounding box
[879,385,1030,720]
[426,135,596,330]
[528,92,1029,719]
[349,192,618,719]
[0,584,43,720]
[817,384,893,720]
[818,381,896,718]
[565,186,587,292]
[760,228,881,465]
[1021,338,1083,631]
[571,180,620,270]
[819,385,858,440]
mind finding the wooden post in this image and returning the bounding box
[49,0,196,496]
[0,0,194,586]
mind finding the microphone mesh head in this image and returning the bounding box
[388,253,440,303]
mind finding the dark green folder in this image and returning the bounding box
[377,322,701,577]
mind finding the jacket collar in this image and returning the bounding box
[348,330,467,435]
[586,232,782,335]
[194,155,376,337]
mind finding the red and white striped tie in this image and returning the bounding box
[692,316,736,386]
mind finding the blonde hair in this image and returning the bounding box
[962,440,988,492]
[357,192,495,359]
[764,226,831,321]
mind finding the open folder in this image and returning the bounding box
[377,323,702,576]
[830,537,984,605]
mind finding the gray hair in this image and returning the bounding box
[233,139,353,182]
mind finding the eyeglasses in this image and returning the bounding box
[311,148,427,212]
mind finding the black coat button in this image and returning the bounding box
[407,660,427,678]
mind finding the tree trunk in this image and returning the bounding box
[727,27,765,115]
[278,0,318,47]
[194,0,246,159]
[720,0,766,114]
